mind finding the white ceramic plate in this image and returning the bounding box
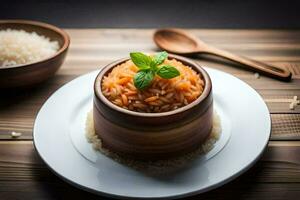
[33,68,271,199]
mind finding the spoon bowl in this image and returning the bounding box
[154,29,200,54]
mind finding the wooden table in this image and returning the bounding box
[1,29,300,199]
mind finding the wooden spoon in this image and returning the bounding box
[154,29,292,81]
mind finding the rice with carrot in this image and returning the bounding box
[101,58,204,113]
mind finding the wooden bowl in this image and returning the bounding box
[0,20,70,89]
[93,54,213,160]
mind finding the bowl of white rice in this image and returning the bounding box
[0,20,70,89]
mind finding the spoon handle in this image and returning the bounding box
[204,46,292,81]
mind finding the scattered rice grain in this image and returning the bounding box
[11,131,22,138]
[254,73,260,79]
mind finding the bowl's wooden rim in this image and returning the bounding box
[0,19,70,70]
[94,54,212,117]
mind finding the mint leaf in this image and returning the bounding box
[157,65,180,79]
[130,51,180,90]
[130,52,151,70]
[133,70,154,90]
[152,51,168,66]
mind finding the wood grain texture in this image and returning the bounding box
[0,141,299,199]
[0,29,299,140]
[0,29,300,199]
[0,113,298,141]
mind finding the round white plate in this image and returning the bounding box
[33,68,271,199]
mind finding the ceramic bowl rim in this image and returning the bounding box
[94,54,212,118]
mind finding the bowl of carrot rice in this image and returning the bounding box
[93,53,213,160]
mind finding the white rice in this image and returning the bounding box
[0,29,59,67]
[85,110,222,174]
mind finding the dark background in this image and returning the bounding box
[1,0,300,28]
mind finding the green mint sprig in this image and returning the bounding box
[130,51,180,90]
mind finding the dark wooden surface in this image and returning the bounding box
[0,29,300,199]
